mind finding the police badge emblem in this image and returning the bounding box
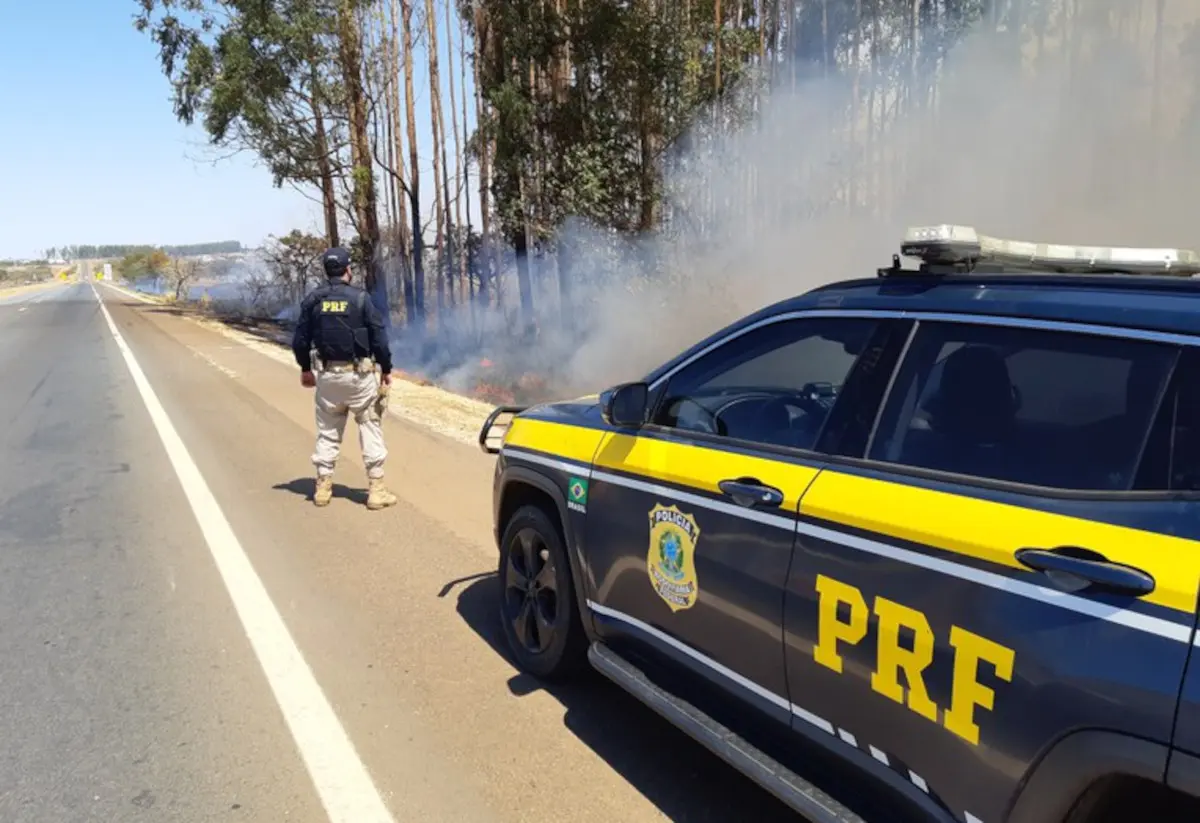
[647,503,701,612]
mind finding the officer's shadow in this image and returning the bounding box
[273,478,370,506]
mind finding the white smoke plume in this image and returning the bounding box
[529,8,1200,398]
[387,4,1200,402]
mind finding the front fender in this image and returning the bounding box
[495,463,600,643]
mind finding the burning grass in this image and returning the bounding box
[191,297,560,408]
[464,360,553,406]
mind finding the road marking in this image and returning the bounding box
[192,347,239,379]
[100,281,158,304]
[90,285,397,823]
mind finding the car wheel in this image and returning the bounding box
[497,504,587,681]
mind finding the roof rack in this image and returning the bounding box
[878,224,1200,278]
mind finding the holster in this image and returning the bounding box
[373,370,390,420]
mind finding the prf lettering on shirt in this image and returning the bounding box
[812,573,1015,746]
[321,300,349,313]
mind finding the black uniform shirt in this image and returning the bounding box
[291,280,393,373]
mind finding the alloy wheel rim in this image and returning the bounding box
[503,528,559,654]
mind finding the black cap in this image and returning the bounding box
[322,247,351,278]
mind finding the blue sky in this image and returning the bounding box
[0,0,473,260]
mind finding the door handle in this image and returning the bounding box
[718,477,785,509]
[1014,547,1156,597]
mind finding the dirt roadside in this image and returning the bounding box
[101,282,501,446]
[0,280,68,300]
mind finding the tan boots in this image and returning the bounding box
[313,475,397,510]
[314,475,334,507]
[366,478,398,510]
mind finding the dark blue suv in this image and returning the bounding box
[479,226,1200,823]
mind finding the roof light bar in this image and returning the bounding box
[898,224,1200,276]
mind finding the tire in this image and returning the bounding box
[497,504,588,681]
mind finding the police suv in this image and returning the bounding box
[478,226,1200,823]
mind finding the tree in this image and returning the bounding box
[335,0,388,316]
[446,0,469,306]
[469,0,499,307]
[468,0,536,326]
[368,0,416,319]
[115,248,172,280]
[263,230,328,304]
[426,0,450,314]
[135,0,346,247]
[400,0,427,325]
[147,249,172,274]
[166,255,200,301]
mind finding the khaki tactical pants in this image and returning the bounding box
[312,364,387,480]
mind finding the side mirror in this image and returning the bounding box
[600,382,649,428]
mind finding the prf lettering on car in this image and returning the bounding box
[812,573,1015,746]
[321,300,349,313]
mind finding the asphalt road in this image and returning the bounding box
[0,282,798,823]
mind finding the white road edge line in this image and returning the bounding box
[193,347,240,379]
[100,280,158,303]
[90,284,396,823]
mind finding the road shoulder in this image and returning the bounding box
[99,281,497,447]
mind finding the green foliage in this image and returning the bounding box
[277,228,327,259]
[116,248,173,278]
[135,0,345,191]
[468,0,1000,242]
[125,0,1199,343]
[148,249,172,273]
[263,229,328,300]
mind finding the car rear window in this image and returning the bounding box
[867,322,1178,491]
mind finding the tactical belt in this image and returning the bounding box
[319,358,375,374]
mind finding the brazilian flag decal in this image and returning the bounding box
[567,476,589,512]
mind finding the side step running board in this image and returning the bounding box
[588,642,866,823]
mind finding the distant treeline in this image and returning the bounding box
[47,241,244,260]
[0,265,53,282]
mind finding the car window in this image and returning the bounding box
[1135,348,1200,492]
[918,347,1135,429]
[868,321,1178,491]
[651,317,879,451]
[1168,365,1200,491]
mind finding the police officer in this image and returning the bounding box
[291,247,398,511]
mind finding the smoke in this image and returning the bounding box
[394,4,1200,402]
